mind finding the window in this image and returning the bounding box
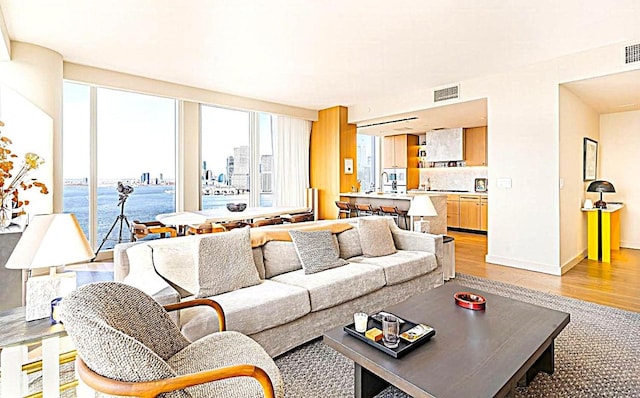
[258,113,273,206]
[357,134,378,193]
[63,83,176,251]
[200,106,250,209]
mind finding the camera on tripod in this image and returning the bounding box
[94,181,134,257]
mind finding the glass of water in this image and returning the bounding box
[382,314,400,348]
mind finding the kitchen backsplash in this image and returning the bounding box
[419,167,488,192]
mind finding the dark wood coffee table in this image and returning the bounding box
[323,283,570,398]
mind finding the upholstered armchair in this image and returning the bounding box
[60,282,284,398]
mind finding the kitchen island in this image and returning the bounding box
[339,192,447,234]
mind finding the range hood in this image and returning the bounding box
[425,128,463,161]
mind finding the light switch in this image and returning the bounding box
[497,178,512,189]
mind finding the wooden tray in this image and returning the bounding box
[343,315,435,358]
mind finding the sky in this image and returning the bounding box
[63,82,272,181]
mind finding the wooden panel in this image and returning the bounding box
[480,197,488,231]
[393,135,408,168]
[310,106,357,220]
[446,194,460,228]
[459,195,480,230]
[464,127,487,166]
[382,136,395,168]
[405,135,419,190]
[587,211,599,261]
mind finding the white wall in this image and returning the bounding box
[558,86,600,271]
[0,42,63,214]
[600,110,640,249]
[349,39,640,275]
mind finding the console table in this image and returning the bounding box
[583,204,623,263]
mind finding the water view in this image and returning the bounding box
[63,185,271,250]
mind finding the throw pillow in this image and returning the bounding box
[196,227,261,298]
[336,227,363,259]
[358,217,397,257]
[289,230,348,275]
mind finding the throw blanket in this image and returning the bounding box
[250,222,353,248]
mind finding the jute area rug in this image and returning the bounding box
[275,274,640,398]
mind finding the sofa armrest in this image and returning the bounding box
[391,229,444,269]
[113,241,140,281]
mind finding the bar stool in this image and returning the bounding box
[335,201,352,218]
[378,205,404,228]
[355,203,378,217]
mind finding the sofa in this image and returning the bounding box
[113,216,444,357]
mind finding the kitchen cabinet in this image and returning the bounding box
[464,127,487,166]
[383,134,417,168]
[456,194,488,232]
[446,195,460,228]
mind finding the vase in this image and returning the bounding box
[0,196,13,229]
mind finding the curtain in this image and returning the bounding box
[272,115,311,207]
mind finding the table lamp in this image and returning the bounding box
[408,195,437,233]
[586,180,616,209]
[5,214,94,321]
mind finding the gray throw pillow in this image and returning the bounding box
[337,227,363,259]
[358,217,397,257]
[196,227,261,298]
[289,230,348,275]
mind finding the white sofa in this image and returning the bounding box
[113,217,444,357]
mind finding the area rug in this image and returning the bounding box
[275,273,640,397]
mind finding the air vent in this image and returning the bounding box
[625,43,640,64]
[434,85,459,102]
[358,117,418,129]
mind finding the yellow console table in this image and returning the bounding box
[583,204,623,263]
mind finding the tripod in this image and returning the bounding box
[94,193,131,256]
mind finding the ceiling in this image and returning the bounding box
[562,69,640,114]
[357,98,487,136]
[2,1,640,112]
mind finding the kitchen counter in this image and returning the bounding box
[339,192,448,200]
[409,190,488,197]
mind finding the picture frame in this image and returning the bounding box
[583,138,597,181]
[475,178,487,192]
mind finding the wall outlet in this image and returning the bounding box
[496,178,512,189]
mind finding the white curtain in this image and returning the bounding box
[272,115,311,207]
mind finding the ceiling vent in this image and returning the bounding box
[625,43,640,64]
[434,85,459,102]
[358,117,418,129]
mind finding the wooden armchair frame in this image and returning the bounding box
[75,299,276,398]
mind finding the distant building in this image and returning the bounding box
[230,146,249,191]
[141,172,150,185]
[260,154,273,193]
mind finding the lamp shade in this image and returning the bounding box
[5,213,94,270]
[587,180,616,193]
[408,195,437,217]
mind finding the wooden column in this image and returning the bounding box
[310,106,357,220]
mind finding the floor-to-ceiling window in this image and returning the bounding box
[258,113,274,206]
[357,134,378,192]
[63,82,176,251]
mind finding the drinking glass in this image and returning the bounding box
[382,314,400,348]
[354,312,368,333]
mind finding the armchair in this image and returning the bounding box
[60,282,283,398]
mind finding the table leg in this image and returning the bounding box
[525,341,555,385]
[42,336,61,398]
[1,344,28,397]
[355,363,389,398]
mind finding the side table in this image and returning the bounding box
[443,235,456,281]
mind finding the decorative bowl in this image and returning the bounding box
[226,202,247,212]
[454,292,486,310]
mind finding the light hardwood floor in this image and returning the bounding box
[449,230,640,313]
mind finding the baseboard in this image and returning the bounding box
[484,254,562,276]
[560,250,587,275]
[620,240,640,250]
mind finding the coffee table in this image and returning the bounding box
[323,283,570,398]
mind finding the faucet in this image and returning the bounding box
[379,172,389,192]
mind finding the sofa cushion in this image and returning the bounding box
[150,242,198,298]
[289,230,348,274]
[179,280,310,339]
[252,247,266,280]
[271,263,386,312]
[336,227,363,259]
[349,250,438,286]
[196,227,261,298]
[358,217,397,257]
[262,241,302,278]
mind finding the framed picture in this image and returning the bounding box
[475,178,487,192]
[583,138,597,181]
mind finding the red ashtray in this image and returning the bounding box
[454,292,486,310]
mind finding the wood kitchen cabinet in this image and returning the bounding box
[447,195,460,228]
[457,194,488,232]
[383,134,418,168]
[464,127,487,166]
